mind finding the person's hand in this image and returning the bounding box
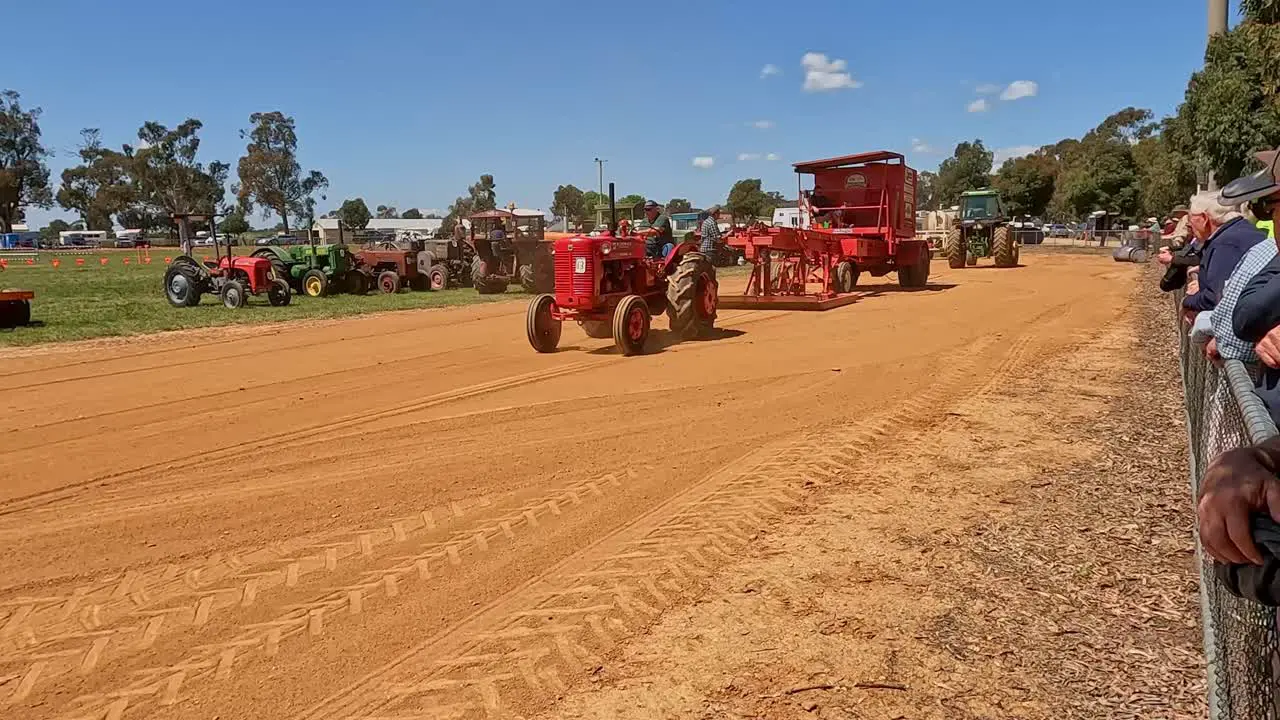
[1158,246,1173,266]
[1199,442,1280,565]
[1206,337,1222,365]
[1256,326,1280,368]
[1187,272,1200,295]
[1182,307,1199,327]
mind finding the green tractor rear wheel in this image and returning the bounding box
[303,269,329,297]
[992,226,1017,268]
[944,228,965,269]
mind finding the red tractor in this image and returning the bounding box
[163,246,292,309]
[526,184,719,356]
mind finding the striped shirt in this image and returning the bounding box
[1209,239,1279,361]
[699,216,720,255]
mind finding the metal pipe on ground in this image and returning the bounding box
[1112,246,1149,263]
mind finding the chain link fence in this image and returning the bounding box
[1178,298,1280,719]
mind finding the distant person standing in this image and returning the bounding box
[699,205,723,256]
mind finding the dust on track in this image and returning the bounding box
[0,252,1143,719]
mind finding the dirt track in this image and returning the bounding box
[0,252,1143,720]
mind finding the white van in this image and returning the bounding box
[771,207,808,229]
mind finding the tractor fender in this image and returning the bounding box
[416,251,436,276]
[171,254,213,280]
[660,240,700,277]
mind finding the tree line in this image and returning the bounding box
[0,97,332,239]
[922,4,1280,222]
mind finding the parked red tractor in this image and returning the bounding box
[526,184,718,356]
[163,249,292,309]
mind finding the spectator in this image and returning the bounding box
[699,205,722,257]
[1181,191,1267,321]
[1197,438,1280,567]
[1188,224,1276,363]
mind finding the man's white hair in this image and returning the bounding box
[1190,190,1242,224]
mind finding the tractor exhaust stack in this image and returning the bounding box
[608,182,616,234]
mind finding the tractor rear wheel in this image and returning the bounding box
[835,261,857,293]
[346,271,370,295]
[0,300,27,329]
[898,248,931,289]
[472,256,509,294]
[613,294,651,356]
[377,271,401,294]
[580,320,612,338]
[303,269,329,297]
[526,293,562,353]
[164,262,204,307]
[268,278,292,306]
[666,252,718,340]
[944,228,965,269]
[14,300,30,327]
[428,264,449,291]
[992,225,1017,268]
[518,264,537,294]
[220,279,247,309]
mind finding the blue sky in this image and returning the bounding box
[11,0,1239,228]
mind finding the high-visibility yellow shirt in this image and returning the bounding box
[1258,219,1275,239]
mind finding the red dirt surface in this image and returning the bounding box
[0,252,1154,720]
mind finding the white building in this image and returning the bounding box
[312,218,444,243]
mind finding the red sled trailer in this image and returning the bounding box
[721,151,930,310]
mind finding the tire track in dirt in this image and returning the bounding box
[38,472,629,720]
[281,333,1055,720]
[0,308,781,522]
[292,301,1084,720]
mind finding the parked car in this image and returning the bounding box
[1049,224,1069,237]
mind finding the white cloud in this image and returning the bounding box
[801,52,862,92]
[993,145,1037,167]
[737,153,762,162]
[967,98,990,113]
[766,153,780,161]
[750,120,775,130]
[910,138,934,154]
[692,156,715,169]
[975,83,1001,95]
[760,64,781,79]
[1000,80,1038,101]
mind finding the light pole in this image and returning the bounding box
[593,158,607,198]
[1204,0,1229,190]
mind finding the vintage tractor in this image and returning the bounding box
[468,208,554,295]
[252,239,367,297]
[943,189,1019,269]
[526,184,718,356]
[163,239,292,309]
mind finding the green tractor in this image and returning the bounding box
[252,240,369,297]
[943,189,1020,269]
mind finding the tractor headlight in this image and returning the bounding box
[600,242,612,255]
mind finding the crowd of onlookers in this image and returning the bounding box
[1157,148,1280,602]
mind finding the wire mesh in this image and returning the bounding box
[1177,295,1280,720]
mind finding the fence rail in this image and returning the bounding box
[1178,296,1280,719]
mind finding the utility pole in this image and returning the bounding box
[1205,0,1229,190]
[593,158,607,198]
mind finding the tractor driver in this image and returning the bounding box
[642,200,675,258]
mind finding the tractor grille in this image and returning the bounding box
[555,247,596,300]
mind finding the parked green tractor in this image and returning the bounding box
[943,189,1019,269]
[252,241,369,297]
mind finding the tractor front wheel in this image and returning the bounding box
[526,293,562,353]
[580,320,612,338]
[613,294,651,356]
[666,252,718,340]
[220,279,247,309]
[943,228,965,270]
[303,269,329,297]
[377,271,401,294]
[268,278,292,306]
[428,264,449,291]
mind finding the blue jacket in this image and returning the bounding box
[1233,251,1280,426]
[1184,217,1268,312]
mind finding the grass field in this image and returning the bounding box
[0,250,755,348]
[0,252,519,347]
